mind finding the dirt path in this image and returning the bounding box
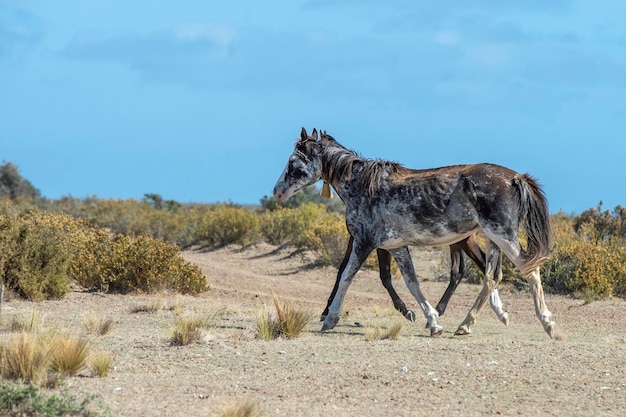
[2,244,625,416]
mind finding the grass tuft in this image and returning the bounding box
[255,295,313,340]
[222,399,264,417]
[48,334,91,378]
[0,332,50,385]
[364,322,404,341]
[130,298,166,314]
[168,313,213,346]
[82,313,114,336]
[88,350,114,377]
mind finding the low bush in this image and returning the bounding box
[0,208,84,301]
[542,216,626,300]
[0,382,108,416]
[196,205,258,248]
[71,233,209,295]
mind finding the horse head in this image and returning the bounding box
[273,127,324,202]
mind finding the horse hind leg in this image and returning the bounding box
[455,240,503,336]
[461,236,509,326]
[526,267,563,340]
[377,249,416,322]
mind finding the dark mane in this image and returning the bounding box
[321,142,408,195]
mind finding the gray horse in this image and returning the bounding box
[274,128,559,339]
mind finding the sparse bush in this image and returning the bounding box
[196,204,258,248]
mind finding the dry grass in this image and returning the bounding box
[364,322,404,341]
[222,399,264,417]
[82,312,114,336]
[48,334,90,378]
[0,332,50,384]
[88,350,114,377]
[168,313,213,346]
[7,309,43,333]
[130,298,166,314]
[256,295,314,341]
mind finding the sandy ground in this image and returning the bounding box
[2,243,625,417]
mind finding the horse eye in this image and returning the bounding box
[287,164,307,181]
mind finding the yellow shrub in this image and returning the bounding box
[197,205,258,247]
[542,216,626,300]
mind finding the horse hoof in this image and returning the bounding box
[500,312,509,326]
[319,314,326,322]
[321,316,338,331]
[405,310,416,322]
[545,321,564,341]
[430,325,443,337]
[455,326,471,336]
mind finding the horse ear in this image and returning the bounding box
[300,127,308,141]
[311,128,318,141]
[320,130,330,145]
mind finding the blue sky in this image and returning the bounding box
[1,1,624,214]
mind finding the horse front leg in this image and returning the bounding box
[321,240,372,331]
[320,236,354,321]
[455,241,502,336]
[389,247,443,337]
[377,249,416,322]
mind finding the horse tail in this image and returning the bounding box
[513,173,553,276]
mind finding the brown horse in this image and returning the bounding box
[274,128,559,339]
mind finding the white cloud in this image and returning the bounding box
[434,31,460,46]
[175,22,236,48]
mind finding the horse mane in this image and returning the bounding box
[320,134,408,195]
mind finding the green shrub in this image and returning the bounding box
[196,205,258,248]
[45,196,208,248]
[300,212,349,266]
[0,382,109,416]
[71,233,208,295]
[542,216,626,300]
[0,208,87,300]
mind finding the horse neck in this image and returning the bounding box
[320,146,366,203]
